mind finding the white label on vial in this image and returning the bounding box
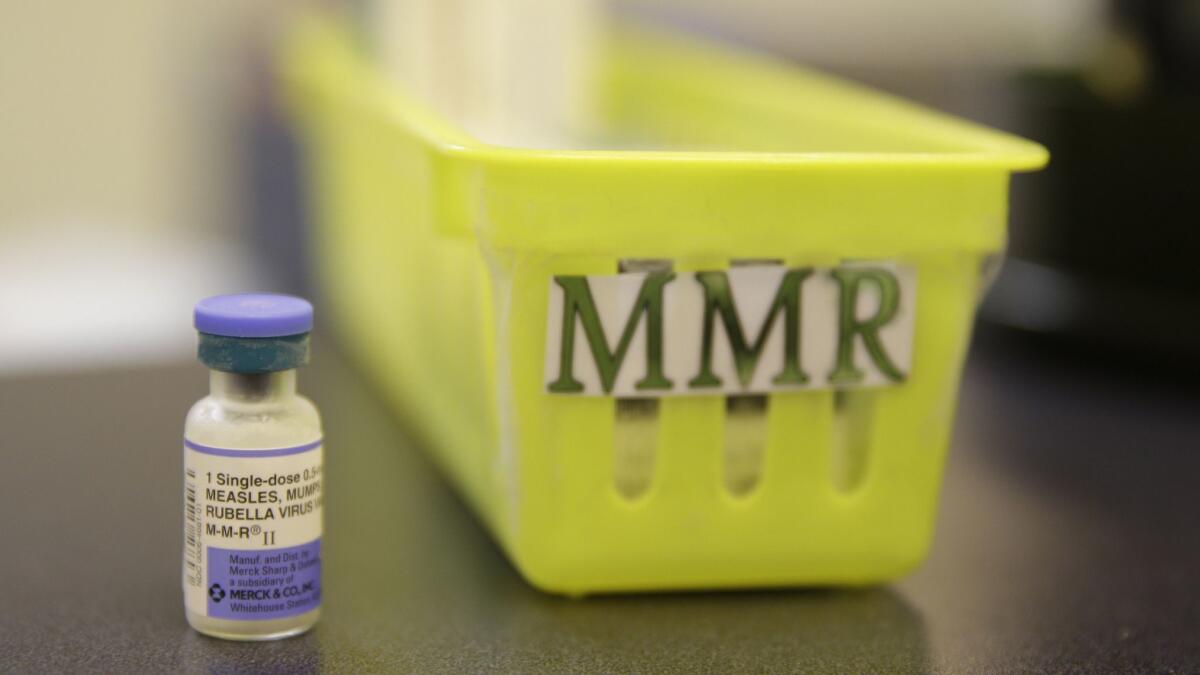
[182,439,323,620]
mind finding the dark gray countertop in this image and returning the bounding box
[1,332,1197,673]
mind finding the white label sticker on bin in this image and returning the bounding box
[544,263,915,397]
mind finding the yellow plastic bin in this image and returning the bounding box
[282,15,1047,594]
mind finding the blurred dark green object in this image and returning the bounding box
[985,0,1200,366]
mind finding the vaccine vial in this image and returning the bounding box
[183,294,323,640]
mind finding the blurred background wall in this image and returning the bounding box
[0,0,281,239]
[3,0,1195,375]
[0,0,293,372]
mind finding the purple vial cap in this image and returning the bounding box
[194,293,313,338]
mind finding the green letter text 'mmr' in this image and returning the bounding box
[549,272,676,394]
[689,268,813,389]
[828,267,906,385]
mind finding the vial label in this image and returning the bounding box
[183,439,323,621]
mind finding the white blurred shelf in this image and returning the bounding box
[0,224,266,375]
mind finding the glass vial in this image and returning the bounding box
[183,294,323,640]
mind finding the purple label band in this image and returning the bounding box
[207,539,321,620]
[184,438,321,458]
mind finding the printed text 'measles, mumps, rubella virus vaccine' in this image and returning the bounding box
[183,294,323,640]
